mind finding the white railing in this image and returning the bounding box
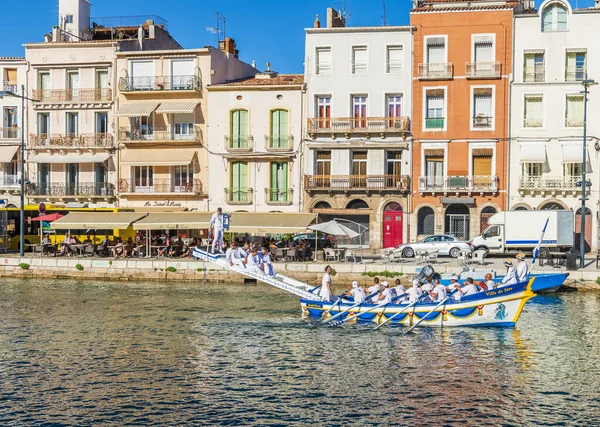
[466,61,501,79]
[418,175,498,192]
[519,176,581,191]
[1,175,19,187]
[418,63,453,79]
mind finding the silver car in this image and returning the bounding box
[393,235,473,258]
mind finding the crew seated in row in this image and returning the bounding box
[225,242,275,276]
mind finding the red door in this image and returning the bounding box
[383,205,404,248]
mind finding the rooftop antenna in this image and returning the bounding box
[382,0,387,25]
[205,12,226,45]
[335,0,351,24]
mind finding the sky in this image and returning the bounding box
[0,0,595,74]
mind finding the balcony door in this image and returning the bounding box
[352,152,367,188]
[3,107,18,139]
[130,116,153,140]
[171,59,194,89]
[130,61,154,90]
[38,163,50,195]
[314,151,331,188]
[66,163,78,195]
[425,156,443,187]
[316,96,331,129]
[96,112,108,146]
[96,69,109,101]
[230,161,249,202]
[66,69,79,100]
[387,95,403,128]
[174,114,194,140]
[66,112,79,136]
[38,113,50,144]
[270,109,289,149]
[352,96,367,128]
[173,164,194,192]
[230,110,249,149]
[386,151,403,187]
[270,162,288,202]
[472,154,492,189]
[133,166,153,192]
[95,162,108,195]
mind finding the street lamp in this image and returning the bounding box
[0,86,39,256]
[578,79,597,268]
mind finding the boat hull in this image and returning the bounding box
[301,280,535,328]
[440,272,567,293]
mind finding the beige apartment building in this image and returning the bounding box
[114,39,256,210]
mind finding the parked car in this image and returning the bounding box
[393,235,472,258]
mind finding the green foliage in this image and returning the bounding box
[596,277,600,285]
[18,262,30,270]
[362,270,403,278]
[166,266,177,273]
[75,264,84,271]
[330,268,337,276]
[197,267,205,272]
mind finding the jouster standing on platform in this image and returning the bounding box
[209,207,225,254]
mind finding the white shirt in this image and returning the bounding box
[432,284,447,302]
[407,286,420,303]
[368,284,381,303]
[225,247,239,264]
[236,247,249,261]
[246,253,260,267]
[393,285,407,303]
[421,283,434,293]
[516,261,529,282]
[209,212,224,231]
[350,287,366,303]
[484,280,496,290]
[379,288,393,304]
[462,283,478,296]
[320,272,332,301]
[501,267,517,286]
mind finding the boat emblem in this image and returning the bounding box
[441,310,448,321]
[476,305,484,316]
[494,303,507,320]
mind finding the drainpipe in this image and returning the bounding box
[299,82,307,214]
[505,16,515,212]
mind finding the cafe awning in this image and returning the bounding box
[133,212,212,230]
[120,149,197,165]
[115,102,160,117]
[28,153,111,163]
[51,212,147,230]
[155,101,199,114]
[227,213,317,233]
[519,143,546,163]
[561,142,587,163]
[0,145,18,162]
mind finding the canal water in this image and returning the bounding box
[1,279,599,426]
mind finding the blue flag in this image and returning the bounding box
[532,217,550,265]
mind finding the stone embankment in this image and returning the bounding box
[2,256,600,291]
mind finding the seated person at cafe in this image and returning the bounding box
[158,236,171,257]
[84,235,93,244]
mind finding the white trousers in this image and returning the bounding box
[212,228,224,252]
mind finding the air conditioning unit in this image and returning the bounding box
[474,114,489,126]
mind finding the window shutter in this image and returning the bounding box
[353,47,367,64]
[474,94,492,117]
[271,110,280,139]
[387,46,403,73]
[473,156,492,176]
[239,110,248,138]
[474,37,494,62]
[279,110,288,139]
[270,162,278,189]
[231,110,240,139]
[542,8,553,31]
[239,162,248,188]
[281,162,288,195]
[526,97,543,120]
[557,6,567,30]
[6,69,17,82]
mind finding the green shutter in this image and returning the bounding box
[231,161,240,201]
[231,111,240,148]
[281,162,288,201]
[270,162,278,201]
[271,110,280,148]
[279,110,288,148]
[239,110,249,148]
[240,161,248,201]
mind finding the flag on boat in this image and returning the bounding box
[532,217,550,265]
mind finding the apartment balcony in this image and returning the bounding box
[0,175,20,193]
[32,89,112,104]
[265,188,293,206]
[118,126,202,144]
[27,182,116,199]
[118,178,204,195]
[424,117,445,130]
[118,76,202,92]
[418,175,499,195]
[466,61,501,79]
[523,66,545,83]
[523,118,543,128]
[225,136,254,153]
[417,63,453,80]
[225,187,253,205]
[307,116,410,139]
[29,133,115,149]
[2,81,18,93]
[265,135,293,152]
[304,174,410,195]
[565,67,586,82]
[518,176,582,196]
[0,127,20,141]
[472,115,493,129]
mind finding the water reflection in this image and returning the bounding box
[1,279,599,425]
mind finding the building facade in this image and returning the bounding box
[0,57,27,207]
[303,10,413,249]
[410,0,516,243]
[509,0,600,252]
[206,71,304,213]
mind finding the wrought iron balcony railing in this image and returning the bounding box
[466,61,501,79]
[519,176,581,192]
[118,126,202,143]
[225,135,254,152]
[265,188,293,205]
[265,135,293,151]
[565,66,586,82]
[30,133,114,149]
[418,63,453,80]
[225,187,253,204]
[304,174,410,192]
[418,175,498,193]
[1,175,19,187]
[0,127,20,140]
[472,116,493,129]
[118,178,204,194]
[523,65,545,82]
[32,88,112,103]
[118,75,201,92]
[27,182,115,197]
[307,116,410,135]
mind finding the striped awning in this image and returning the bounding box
[29,153,111,163]
[115,102,160,117]
[155,101,199,114]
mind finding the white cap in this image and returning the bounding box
[451,275,459,281]
[352,281,359,288]
[382,281,389,287]
[412,279,419,287]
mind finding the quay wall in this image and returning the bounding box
[1,256,599,291]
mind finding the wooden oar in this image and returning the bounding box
[332,295,402,327]
[321,290,380,325]
[319,292,347,323]
[405,289,459,334]
[372,293,427,331]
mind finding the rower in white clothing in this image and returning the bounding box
[368,277,382,303]
[246,247,264,275]
[345,281,366,303]
[378,281,394,304]
[259,247,275,276]
[392,279,407,303]
[319,265,334,301]
[406,279,422,303]
[515,253,529,282]
[482,273,496,290]
[421,278,434,294]
[236,242,249,266]
[501,260,518,286]
[460,277,479,296]
[429,280,448,302]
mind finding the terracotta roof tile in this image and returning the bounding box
[211,74,304,87]
[412,4,513,12]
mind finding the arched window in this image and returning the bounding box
[417,207,435,236]
[542,3,567,32]
[270,109,289,149]
[313,201,331,209]
[513,206,530,211]
[384,202,403,212]
[540,202,563,210]
[346,199,369,209]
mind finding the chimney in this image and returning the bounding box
[138,26,144,49]
[266,62,271,72]
[52,26,62,42]
[219,37,238,59]
[252,60,256,68]
[314,14,321,28]
[146,20,156,39]
[44,33,51,43]
[595,0,600,8]
[326,7,345,28]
